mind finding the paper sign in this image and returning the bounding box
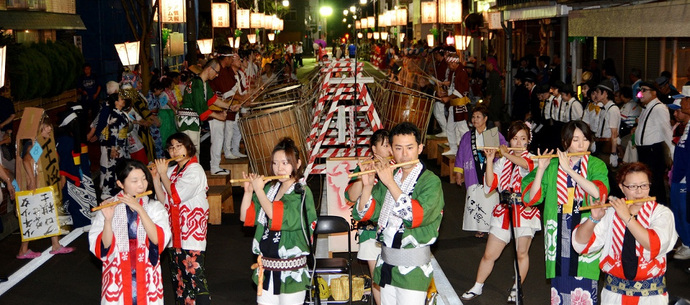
[30,141,43,162]
[16,186,60,242]
[326,158,360,253]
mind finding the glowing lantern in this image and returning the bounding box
[236,9,250,29]
[267,33,275,41]
[454,35,471,50]
[439,0,463,24]
[361,17,368,29]
[400,33,405,42]
[367,32,373,39]
[212,3,230,27]
[114,41,140,68]
[427,34,434,47]
[0,46,5,88]
[421,2,437,24]
[247,34,257,44]
[251,12,264,29]
[160,0,185,23]
[381,32,388,40]
[356,20,361,29]
[395,8,407,26]
[367,16,375,28]
[357,32,363,39]
[197,39,213,55]
[234,37,241,49]
[446,35,454,45]
[373,32,380,40]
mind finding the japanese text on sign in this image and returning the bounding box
[16,186,60,242]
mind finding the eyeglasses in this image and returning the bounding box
[622,183,651,191]
[639,88,652,93]
[167,144,185,152]
[211,67,220,74]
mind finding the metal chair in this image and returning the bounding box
[306,215,353,304]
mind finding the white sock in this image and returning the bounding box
[470,282,484,294]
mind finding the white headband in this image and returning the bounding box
[59,113,78,128]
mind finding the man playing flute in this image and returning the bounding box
[352,122,444,304]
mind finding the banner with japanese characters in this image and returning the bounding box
[16,186,60,242]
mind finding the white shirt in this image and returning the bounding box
[583,104,601,135]
[558,97,583,122]
[620,100,641,128]
[542,96,554,120]
[596,100,621,138]
[634,99,673,149]
[296,45,303,54]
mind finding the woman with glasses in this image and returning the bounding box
[573,162,676,305]
[152,132,211,304]
[522,120,610,305]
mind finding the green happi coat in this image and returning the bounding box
[243,183,318,294]
[521,157,609,280]
[353,164,444,291]
[180,77,211,132]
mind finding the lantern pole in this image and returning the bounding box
[157,0,163,70]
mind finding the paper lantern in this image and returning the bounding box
[263,14,272,30]
[361,18,368,29]
[272,15,280,30]
[114,41,140,67]
[251,12,264,29]
[378,14,386,27]
[427,34,434,47]
[373,32,380,40]
[278,19,284,31]
[0,46,5,88]
[367,32,373,39]
[357,32,363,39]
[400,33,405,42]
[446,35,454,45]
[395,8,407,26]
[236,9,250,29]
[211,3,230,27]
[356,20,361,29]
[160,0,185,23]
[439,0,462,24]
[234,37,241,49]
[367,16,375,28]
[421,1,437,23]
[267,33,275,41]
[247,34,256,44]
[197,39,213,55]
[381,32,388,40]
[455,35,471,50]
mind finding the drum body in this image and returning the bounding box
[382,84,435,140]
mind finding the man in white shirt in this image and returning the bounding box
[594,80,621,168]
[634,81,673,204]
[557,84,583,123]
[295,42,304,67]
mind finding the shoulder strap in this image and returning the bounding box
[640,102,661,145]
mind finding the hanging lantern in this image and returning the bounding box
[367,32,373,39]
[455,35,471,50]
[263,14,272,30]
[267,33,275,41]
[378,14,386,27]
[361,17,368,29]
[400,33,405,42]
[235,37,242,48]
[367,16,375,28]
[381,32,388,40]
[197,39,213,55]
[211,3,230,27]
[278,19,284,31]
[0,46,6,88]
[272,15,280,30]
[395,8,407,26]
[236,9,250,29]
[114,41,140,67]
[356,20,361,29]
[386,11,395,26]
[160,0,185,23]
[439,0,462,24]
[427,34,434,47]
[357,32,363,39]
[373,32,380,40]
[421,1,437,24]
[446,35,454,45]
[251,12,264,29]
[247,34,257,44]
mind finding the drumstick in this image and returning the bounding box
[579,197,656,211]
[358,156,394,165]
[229,175,291,184]
[91,191,154,212]
[348,159,420,178]
[146,156,185,171]
[530,151,591,159]
[477,146,526,151]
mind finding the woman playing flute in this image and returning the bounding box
[573,162,676,305]
[240,137,317,304]
[522,120,610,305]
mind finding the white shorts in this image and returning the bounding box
[489,226,537,244]
[357,239,381,261]
[257,273,306,305]
[380,285,427,304]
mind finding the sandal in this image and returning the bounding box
[461,291,481,301]
[16,250,41,259]
[49,246,74,255]
[507,286,517,304]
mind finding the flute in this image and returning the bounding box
[146,156,185,170]
[348,159,420,178]
[358,156,394,165]
[229,175,291,184]
[530,151,591,159]
[579,197,656,211]
[91,191,154,212]
[477,146,526,151]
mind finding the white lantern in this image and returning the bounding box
[247,34,257,44]
[0,46,5,88]
[421,2,437,24]
[446,35,454,45]
[236,9,250,29]
[278,20,284,31]
[272,15,280,30]
[427,34,434,47]
[160,0,185,23]
[114,41,140,67]
[267,33,275,41]
[264,14,272,30]
[381,32,388,40]
[356,20,361,29]
[251,12,264,29]
[373,32,380,40]
[361,18,368,29]
[367,16,375,28]
[400,33,405,42]
[211,3,230,27]
[378,14,386,27]
[367,32,373,39]
[234,37,241,49]
[386,11,395,26]
[357,32,363,39]
[197,39,213,55]
[455,35,471,50]
[439,0,462,24]
[395,8,407,26]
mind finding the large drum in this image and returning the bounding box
[256,84,302,105]
[381,82,436,140]
[238,104,309,176]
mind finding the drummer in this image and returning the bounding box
[208,46,242,175]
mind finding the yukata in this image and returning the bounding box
[159,90,177,146]
[455,128,507,232]
[161,156,211,304]
[243,182,317,295]
[56,135,97,228]
[125,88,156,162]
[573,200,677,305]
[484,151,541,242]
[146,92,163,159]
[522,155,609,305]
[353,163,444,299]
[93,106,131,200]
[88,193,171,305]
[126,109,148,164]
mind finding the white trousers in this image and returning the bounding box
[182,129,200,156]
[209,119,230,170]
[380,285,427,305]
[446,108,469,152]
[229,118,242,155]
[433,102,447,133]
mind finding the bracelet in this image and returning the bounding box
[588,215,601,224]
[625,214,635,227]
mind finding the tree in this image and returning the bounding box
[120,0,159,93]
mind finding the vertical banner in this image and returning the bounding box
[16,186,60,242]
[325,158,360,253]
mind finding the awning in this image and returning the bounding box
[0,11,86,30]
[569,0,690,37]
[502,4,572,21]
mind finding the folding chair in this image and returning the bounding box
[306,215,353,304]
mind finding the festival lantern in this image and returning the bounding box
[367,32,373,39]
[0,46,6,88]
[367,16,374,28]
[426,34,434,47]
[439,0,463,24]
[197,39,213,55]
[386,11,395,26]
[357,32,363,39]
[272,15,281,30]
[395,8,407,26]
[400,33,405,42]
[361,17,368,29]
[373,32,380,40]
[251,12,264,29]
[247,34,257,44]
[421,1,437,24]
[381,32,388,40]
[282,0,289,7]
[114,41,140,68]
[356,20,361,29]
[446,35,454,45]
[236,9,250,29]
[234,37,241,49]
[267,33,275,41]
[160,0,185,23]
[455,35,471,50]
[378,14,386,27]
[211,3,230,27]
[278,19,284,31]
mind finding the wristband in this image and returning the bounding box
[625,214,635,227]
[588,215,601,224]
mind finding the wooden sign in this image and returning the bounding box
[16,186,60,242]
